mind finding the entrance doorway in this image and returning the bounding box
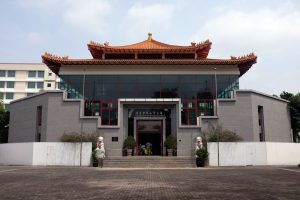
[136,120,162,156]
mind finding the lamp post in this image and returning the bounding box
[214,67,220,167]
[80,71,86,167]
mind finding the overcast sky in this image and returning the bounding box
[0,0,299,95]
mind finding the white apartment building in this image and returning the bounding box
[0,63,60,109]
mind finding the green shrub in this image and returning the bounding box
[195,148,209,159]
[91,149,99,162]
[60,132,98,143]
[164,135,177,149]
[123,136,136,149]
[202,124,242,143]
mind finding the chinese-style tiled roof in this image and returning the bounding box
[88,33,211,59]
[42,52,257,76]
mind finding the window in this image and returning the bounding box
[27,82,35,88]
[47,83,51,87]
[37,82,43,89]
[0,81,4,88]
[36,106,42,142]
[38,71,44,78]
[48,72,52,76]
[27,93,35,97]
[0,92,3,99]
[5,92,14,99]
[258,106,265,141]
[7,70,15,77]
[6,81,15,88]
[28,71,36,78]
[0,70,5,77]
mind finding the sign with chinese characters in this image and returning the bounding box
[129,109,167,118]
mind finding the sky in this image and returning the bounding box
[0,0,299,95]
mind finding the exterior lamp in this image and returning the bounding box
[214,67,220,167]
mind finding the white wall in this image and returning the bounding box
[0,143,34,165]
[0,142,92,166]
[208,142,300,166]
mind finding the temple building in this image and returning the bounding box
[8,33,292,156]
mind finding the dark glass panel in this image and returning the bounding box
[138,54,162,59]
[101,110,109,125]
[179,75,196,83]
[165,53,195,59]
[181,110,188,125]
[161,75,180,83]
[137,83,160,91]
[118,75,137,83]
[118,83,137,91]
[60,75,83,99]
[105,53,135,59]
[110,109,118,125]
[137,75,160,83]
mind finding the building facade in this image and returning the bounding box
[0,63,60,109]
[8,34,292,157]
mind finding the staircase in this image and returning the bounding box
[103,156,196,168]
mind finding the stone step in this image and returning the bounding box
[103,156,196,168]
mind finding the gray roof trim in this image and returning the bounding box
[236,89,289,103]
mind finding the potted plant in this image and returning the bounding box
[91,149,99,167]
[164,135,177,156]
[123,136,136,156]
[195,148,208,167]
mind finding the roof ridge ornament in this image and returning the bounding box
[231,52,256,60]
[43,52,69,60]
[148,32,152,41]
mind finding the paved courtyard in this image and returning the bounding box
[0,166,299,200]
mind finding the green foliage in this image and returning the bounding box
[195,148,209,159]
[0,100,9,143]
[123,136,136,149]
[202,124,243,143]
[91,149,99,162]
[60,132,98,143]
[164,135,177,149]
[280,91,300,142]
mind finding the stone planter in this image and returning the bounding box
[196,158,205,167]
[127,149,133,156]
[167,149,173,156]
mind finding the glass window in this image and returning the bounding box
[38,71,44,78]
[0,81,4,88]
[0,92,3,99]
[37,82,43,89]
[48,72,52,76]
[27,82,35,88]
[28,71,36,78]
[27,93,35,97]
[47,83,51,87]
[7,70,15,77]
[5,92,14,99]
[0,70,5,77]
[6,81,15,88]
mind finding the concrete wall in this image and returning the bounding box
[0,142,92,166]
[208,142,300,166]
[202,90,292,142]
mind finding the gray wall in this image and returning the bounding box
[201,91,292,142]
[9,90,292,158]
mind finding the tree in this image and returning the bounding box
[0,101,9,143]
[201,124,242,148]
[280,91,300,142]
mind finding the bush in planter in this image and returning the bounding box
[91,149,99,167]
[123,136,136,156]
[195,148,209,167]
[164,135,177,156]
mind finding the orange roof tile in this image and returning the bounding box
[87,33,211,58]
[42,52,257,76]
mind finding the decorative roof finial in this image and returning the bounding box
[148,32,152,40]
